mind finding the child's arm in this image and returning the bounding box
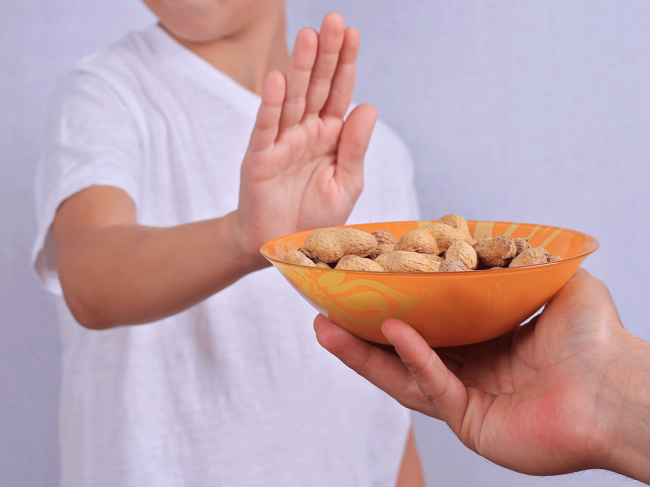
[395,428,426,487]
[52,14,377,329]
[52,187,262,328]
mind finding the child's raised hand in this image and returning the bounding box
[233,13,378,258]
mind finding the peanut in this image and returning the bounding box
[304,228,377,264]
[372,230,397,246]
[439,259,469,272]
[374,252,391,269]
[396,227,438,254]
[335,255,385,272]
[445,241,478,270]
[473,235,517,268]
[425,254,444,263]
[509,247,547,268]
[544,250,562,263]
[284,250,316,267]
[514,237,531,256]
[289,216,562,273]
[370,230,398,259]
[383,251,441,273]
[397,223,466,255]
[371,244,395,259]
[298,247,319,262]
[375,250,437,269]
[438,214,475,245]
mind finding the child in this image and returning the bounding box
[32,1,423,485]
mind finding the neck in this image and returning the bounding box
[174,7,289,96]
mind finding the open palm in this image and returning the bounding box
[314,269,629,475]
[234,13,377,257]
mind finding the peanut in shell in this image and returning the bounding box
[374,252,391,269]
[335,255,385,272]
[439,259,469,272]
[396,227,438,254]
[514,238,531,256]
[445,241,478,270]
[371,243,396,260]
[509,247,548,268]
[370,230,398,259]
[425,254,444,263]
[298,247,319,262]
[473,235,517,268]
[542,249,562,262]
[284,250,316,267]
[304,228,377,264]
[438,214,475,245]
[372,230,397,246]
[397,223,466,255]
[383,251,441,273]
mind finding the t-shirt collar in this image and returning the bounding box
[142,23,262,114]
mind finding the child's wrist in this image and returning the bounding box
[222,211,270,272]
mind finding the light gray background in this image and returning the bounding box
[1,1,648,486]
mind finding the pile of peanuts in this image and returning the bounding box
[283,214,561,273]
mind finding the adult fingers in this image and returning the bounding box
[248,70,286,153]
[333,103,377,194]
[382,319,470,434]
[320,26,360,119]
[314,314,441,417]
[304,13,345,116]
[279,27,318,129]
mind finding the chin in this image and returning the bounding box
[145,0,268,43]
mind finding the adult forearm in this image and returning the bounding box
[600,333,650,483]
[57,211,268,329]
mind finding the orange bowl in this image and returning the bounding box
[261,221,599,347]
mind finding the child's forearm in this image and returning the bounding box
[57,211,268,329]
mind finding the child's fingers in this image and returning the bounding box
[314,314,441,417]
[382,319,470,436]
[248,70,286,152]
[320,27,360,120]
[280,28,318,129]
[304,13,345,116]
[333,103,377,192]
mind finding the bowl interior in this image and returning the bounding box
[261,221,598,347]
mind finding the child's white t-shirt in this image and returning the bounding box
[33,25,421,487]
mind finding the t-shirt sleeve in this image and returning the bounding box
[32,69,143,294]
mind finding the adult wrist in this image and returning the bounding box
[599,331,650,483]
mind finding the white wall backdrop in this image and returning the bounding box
[2,1,649,486]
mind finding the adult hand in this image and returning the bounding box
[314,269,650,483]
[233,12,377,258]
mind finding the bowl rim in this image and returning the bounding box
[260,220,600,276]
